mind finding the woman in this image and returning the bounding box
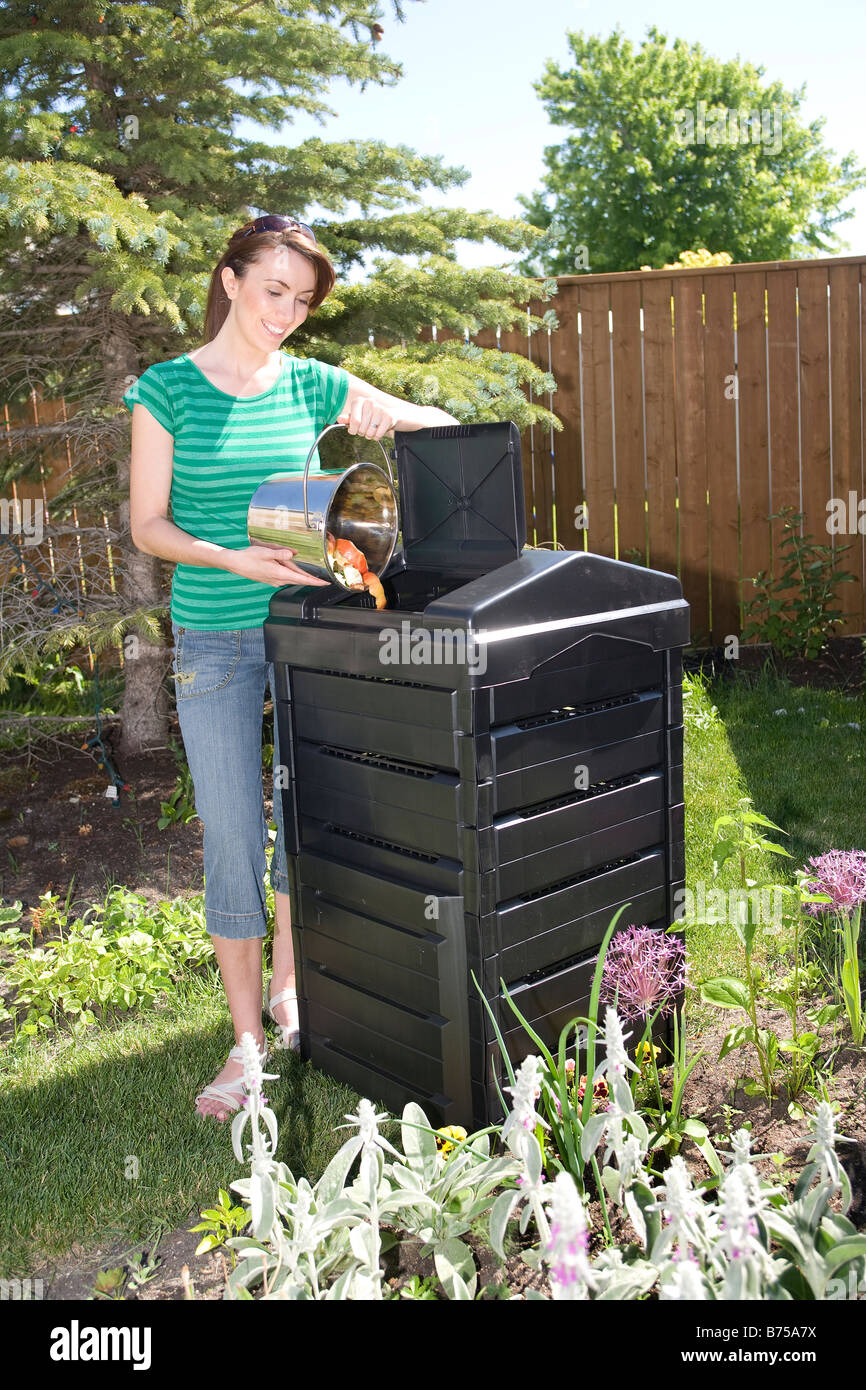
[125,214,459,1120]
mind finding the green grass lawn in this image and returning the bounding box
[1,662,864,1279]
[683,665,866,1029]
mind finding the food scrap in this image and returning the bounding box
[326,534,387,609]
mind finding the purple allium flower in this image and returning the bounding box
[599,924,687,1023]
[803,850,866,918]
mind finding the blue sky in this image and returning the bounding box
[238,0,866,282]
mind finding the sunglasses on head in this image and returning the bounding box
[236,215,317,244]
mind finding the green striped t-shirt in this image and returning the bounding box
[122,351,350,629]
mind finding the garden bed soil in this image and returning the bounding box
[686,634,866,693]
[28,1213,551,1301]
[0,741,210,933]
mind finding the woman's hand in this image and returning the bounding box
[336,397,402,441]
[227,543,331,587]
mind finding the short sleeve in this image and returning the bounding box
[314,359,350,428]
[122,366,175,435]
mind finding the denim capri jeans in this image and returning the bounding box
[170,620,290,939]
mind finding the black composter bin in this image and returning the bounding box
[264,421,689,1131]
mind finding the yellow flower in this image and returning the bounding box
[435,1125,468,1157]
[637,1041,662,1067]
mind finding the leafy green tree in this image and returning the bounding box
[0,0,555,755]
[515,24,866,275]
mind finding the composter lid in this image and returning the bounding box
[393,420,526,574]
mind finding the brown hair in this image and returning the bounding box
[201,221,338,344]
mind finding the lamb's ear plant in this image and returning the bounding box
[471,902,633,1238]
[222,1036,525,1300]
[532,1102,866,1302]
[762,1102,866,1300]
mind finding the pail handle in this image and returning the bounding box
[302,422,397,530]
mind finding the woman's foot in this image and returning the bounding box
[267,978,300,1052]
[196,1029,267,1122]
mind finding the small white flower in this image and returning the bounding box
[543,1172,596,1300]
[657,1155,709,1257]
[660,1256,708,1300]
[618,1134,644,1188]
[338,1098,403,1159]
[774,708,787,715]
[807,1100,844,1189]
[593,1007,639,1085]
[240,1030,278,1094]
[730,1128,752,1166]
[501,1055,550,1158]
[715,1165,773,1277]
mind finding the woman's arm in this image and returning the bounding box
[337,372,459,439]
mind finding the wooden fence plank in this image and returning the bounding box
[610,279,646,562]
[575,282,615,556]
[702,274,739,640]
[766,269,801,584]
[737,274,771,634]
[642,278,678,580]
[797,265,833,568]
[545,282,583,553]
[828,263,864,633]
[673,276,710,642]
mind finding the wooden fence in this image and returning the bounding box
[430,254,866,646]
[5,254,866,649]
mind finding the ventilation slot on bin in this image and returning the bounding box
[511,690,649,731]
[512,943,599,991]
[519,771,645,818]
[516,851,643,904]
[314,667,438,690]
[322,823,441,864]
[319,745,440,780]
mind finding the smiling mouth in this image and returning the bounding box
[261,319,288,338]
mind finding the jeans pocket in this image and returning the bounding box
[173,628,242,699]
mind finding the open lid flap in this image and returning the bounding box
[393,421,526,573]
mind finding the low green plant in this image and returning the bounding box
[682,670,722,730]
[123,1246,164,1293]
[578,1105,866,1302]
[0,885,213,1045]
[220,1035,524,1300]
[697,798,811,1103]
[189,1188,250,1261]
[742,507,856,660]
[91,1267,127,1300]
[631,1008,721,1179]
[388,1274,439,1300]
[157,737,198,829]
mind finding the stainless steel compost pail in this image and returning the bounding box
[246,422,399,586]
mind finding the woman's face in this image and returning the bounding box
[222,244,318,349]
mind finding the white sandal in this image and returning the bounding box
[266,979,301,1053]
[195,1039,270,1118]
